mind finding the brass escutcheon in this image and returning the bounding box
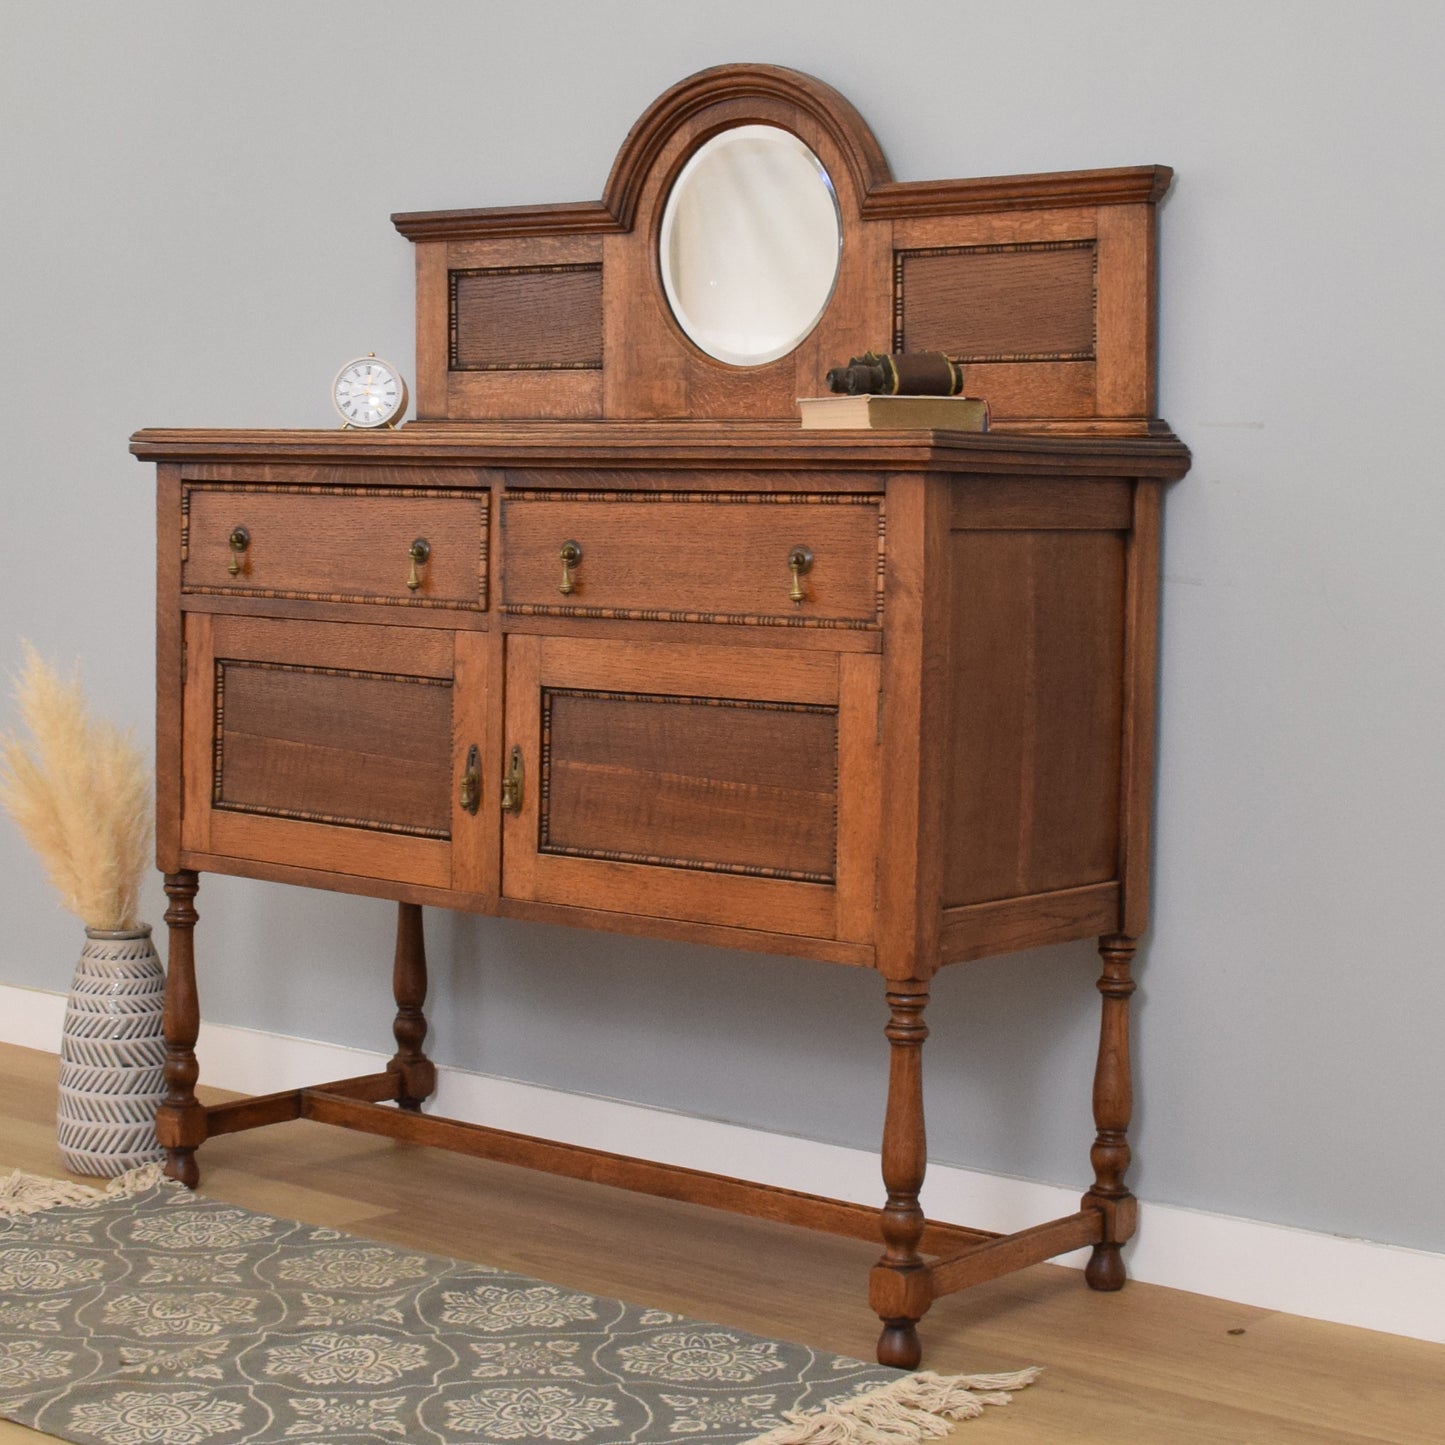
[227,525,250,577]
[558,540,583,595]
[407,538,431,591]
[458,744,481,815]
[500,744,524,814]
[787,544,814,605]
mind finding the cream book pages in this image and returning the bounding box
[798,395,990,430]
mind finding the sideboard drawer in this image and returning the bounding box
[501,491,883,627]
[183,484,488,611]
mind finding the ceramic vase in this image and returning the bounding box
[55,926,167,1177]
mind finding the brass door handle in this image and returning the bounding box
[227,525,250,577]
[407,538,431,591]
[558,540,583,595]
[458,744,481,815]
[500,745,524,814]
[787,544,814,605]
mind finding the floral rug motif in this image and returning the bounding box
[0,1168,1038,1444]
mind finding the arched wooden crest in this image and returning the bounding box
[394,64,1170,433]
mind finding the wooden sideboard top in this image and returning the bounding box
[131,422,1190,478]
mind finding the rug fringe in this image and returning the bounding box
[102,1161,170,1198]
[744,1367,1043,1444]
[0,1162,172,1218]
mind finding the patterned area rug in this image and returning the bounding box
[0,1167,1038,1444]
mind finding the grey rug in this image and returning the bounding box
[0,1168,1037,1444]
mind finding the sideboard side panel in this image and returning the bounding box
[941,500,1127,913]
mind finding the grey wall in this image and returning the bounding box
[3,2,1442,1254]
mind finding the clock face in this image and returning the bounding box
[332,356,408,428]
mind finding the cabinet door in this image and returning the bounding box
[181,614,488,892]
[501,636,878,940]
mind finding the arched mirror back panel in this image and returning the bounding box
[393,64,1170,434]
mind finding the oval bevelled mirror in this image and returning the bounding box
[659,124,842,367]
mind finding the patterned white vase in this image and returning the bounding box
[56,926,167,1177]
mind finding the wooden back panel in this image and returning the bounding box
[394,65,1170,434]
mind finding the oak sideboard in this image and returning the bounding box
[132,64,1189,1367]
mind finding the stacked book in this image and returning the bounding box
[797,393,990,432]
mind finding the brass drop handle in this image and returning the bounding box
[558,540,583,596]
[407,538,431,591]
[458,744,481,815]
[500,744,524,814]
[227,525,250,577]
[787,544,814,605]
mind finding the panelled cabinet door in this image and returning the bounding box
[181,614,488,892]
[501,635,879,941]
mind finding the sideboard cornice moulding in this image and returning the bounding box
[132,425,1190,470]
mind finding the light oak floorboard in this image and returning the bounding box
[1,1042,1440,1443]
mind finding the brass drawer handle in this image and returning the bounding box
[500,745,524,814]
[407,538,431,592]
[558,540,583,596]
[787,544,814,605]
[458,744,481,815]
[227,525,250,577]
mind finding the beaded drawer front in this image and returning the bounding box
[182,484,489,611]
[500,490,884,628]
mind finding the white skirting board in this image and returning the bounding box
[3,980,1441,1345]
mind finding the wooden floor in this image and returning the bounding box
[2,1042,1440,1444]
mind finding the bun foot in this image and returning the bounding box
[876,1318,922,1369]
[164,1148,199,1189]
[1085,1241,1126,1291]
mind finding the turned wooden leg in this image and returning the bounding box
[869,981,934,1368]
[387,902,436,1112]
[156,871,206,1187]
[1083,933,1139,1290]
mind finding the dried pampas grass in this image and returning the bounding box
[0,644,152,932]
